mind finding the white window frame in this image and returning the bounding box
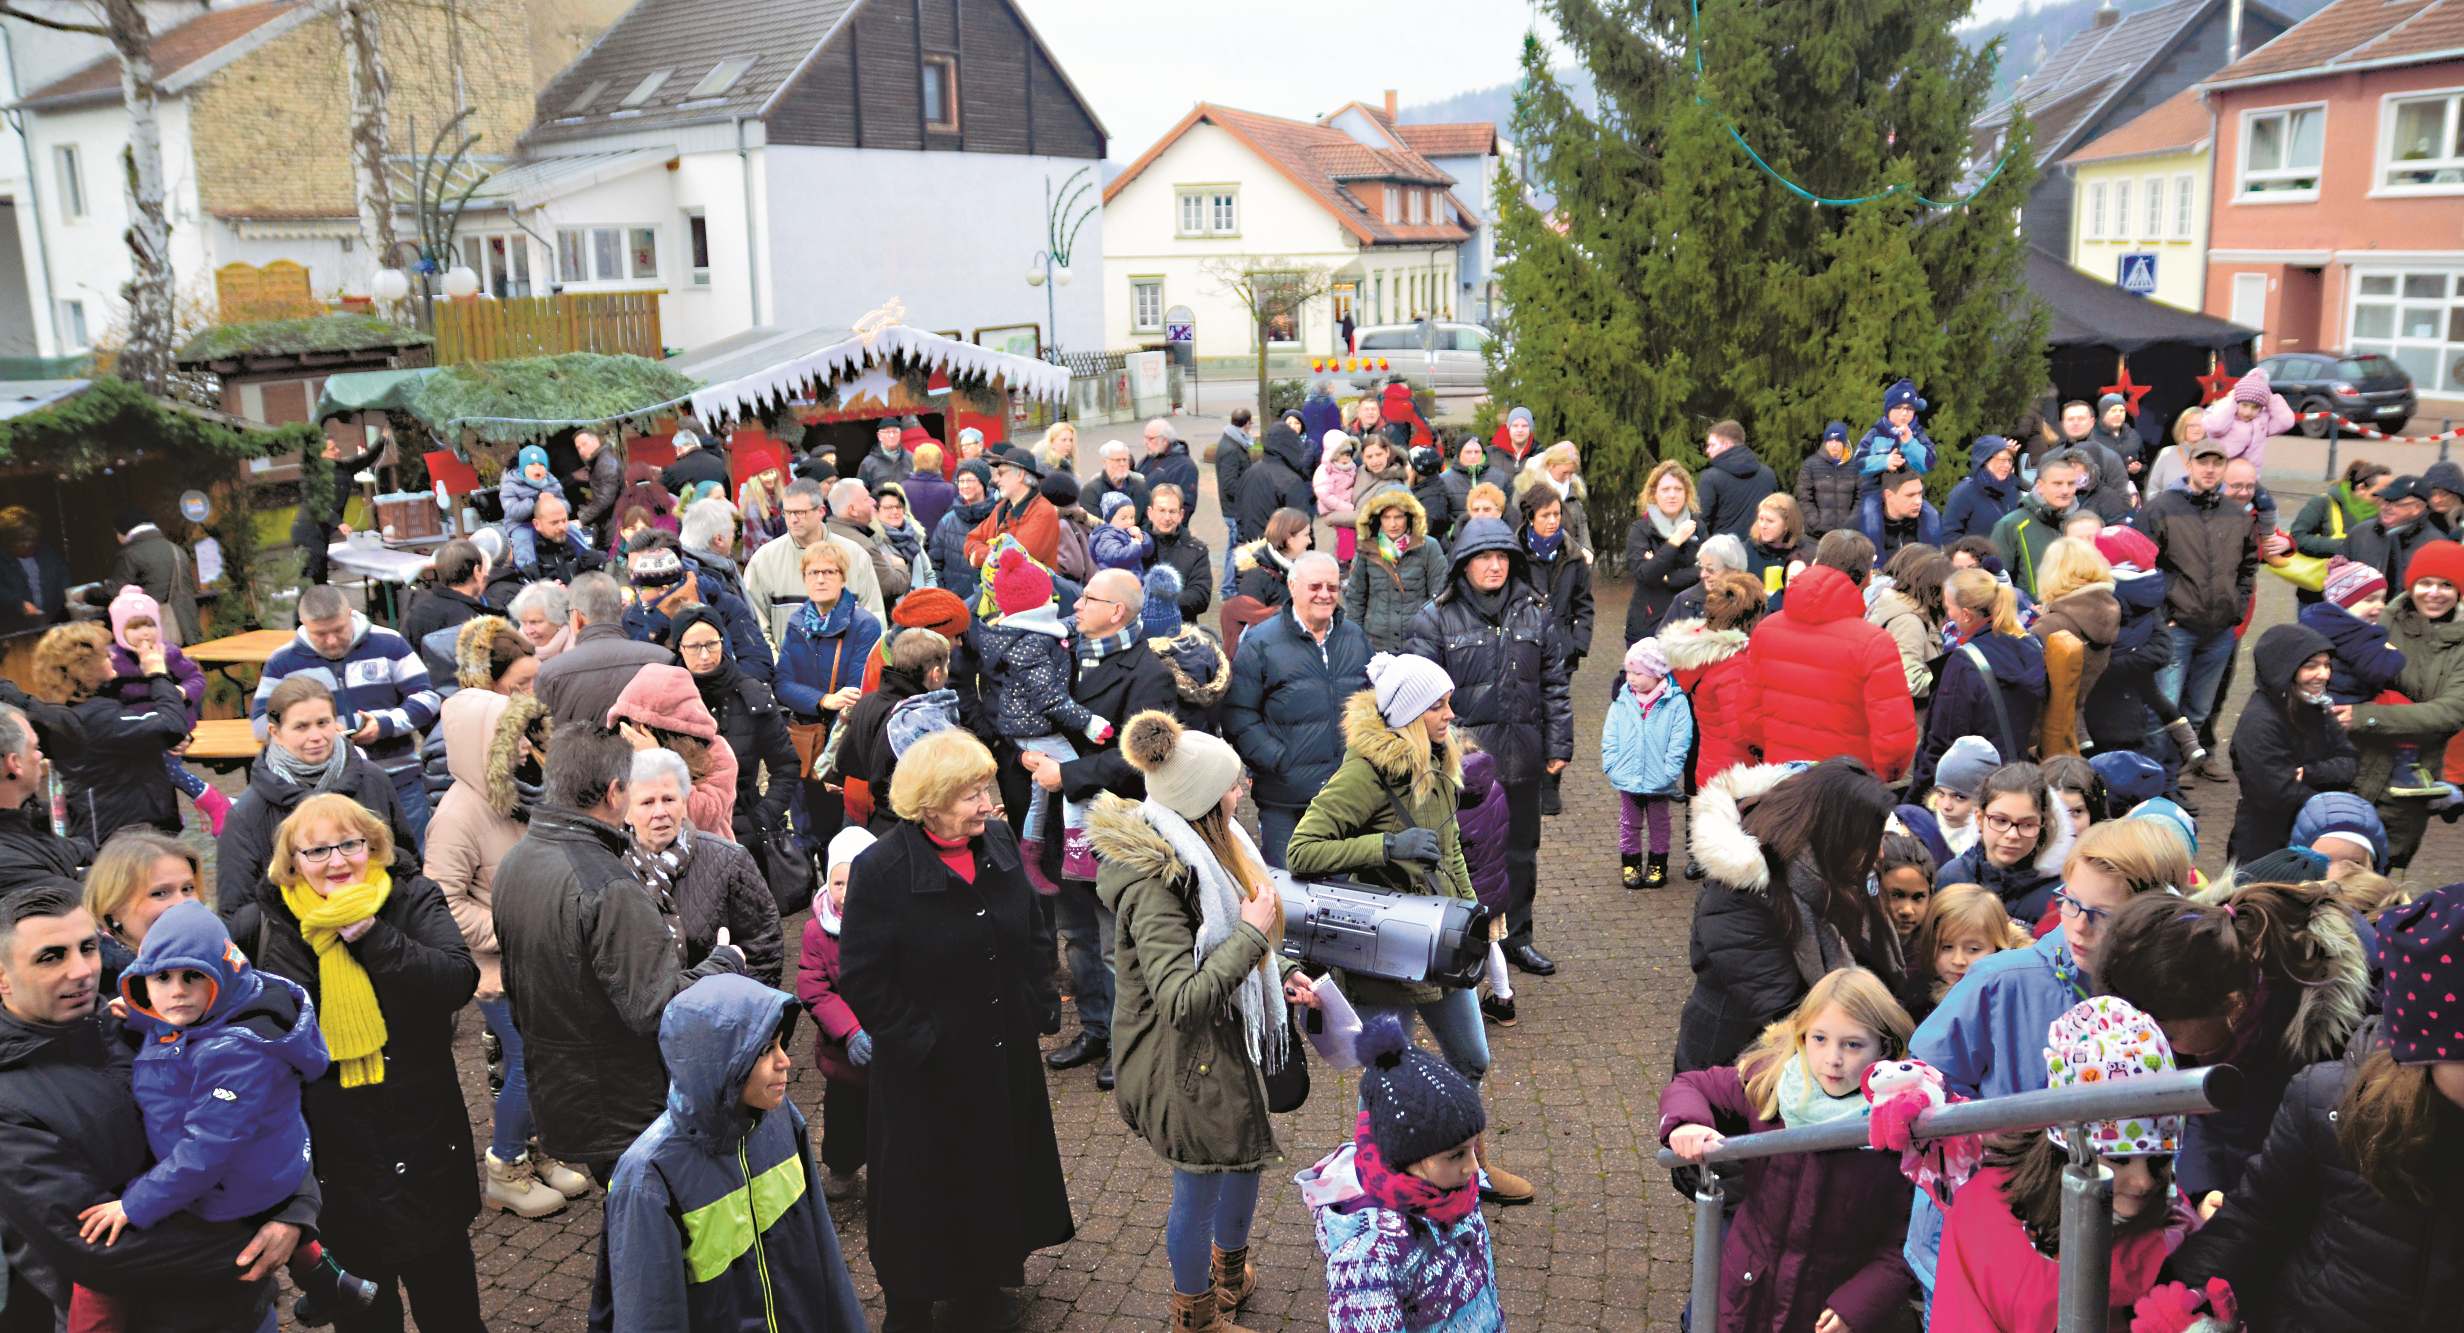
[2237,102,2327,201]
[1210,191,1237,235]
[685,210,711,287]
[2347,266,2464,394]
[2376,88,2464,195]
[1176,192,1205,236]
[1406,189,1423,224]
[53,144,85,222]
[1129,278,1163,333]
[1383,185,1399,222]
[1174,187,1237,237]
[2143,175,2164,240]
[458,230,535,298]
[2113,179,2132,242]
[57,298,88,350]
[2084,181,2106,240]
[2172,172,2196,238]
[555,224,657,285]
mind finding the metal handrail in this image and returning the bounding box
[1662,1064,2241,1333]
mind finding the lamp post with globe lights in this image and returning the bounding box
[1027,167,1096,364]
[370,110,490,328]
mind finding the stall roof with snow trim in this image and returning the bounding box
[683,319,1071,426]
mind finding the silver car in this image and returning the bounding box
[1350,321,1493,390]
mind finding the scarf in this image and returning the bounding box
[1631,677,1669,713]
[1648,506,1691,541]
[1524,527,1566,563]
[1375,530,1408,564]
[1133,798,1289,1072]
[264,737,351,792]
[1351,1109,1480,1225]
[625,829,694,914]
[1776,1054,1872,1130]
[1458,576,1511,623]
[279,869,393,1088]
[2333,480,2381,529]
[1076,623,1142,672]
[880,520,922,563]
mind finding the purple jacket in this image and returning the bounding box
[1655,1065,1915,1333]
[109,642,205,727]
[1456,749,1510,914]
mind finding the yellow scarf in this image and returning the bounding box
[279,869,392,1088]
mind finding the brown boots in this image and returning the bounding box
[1474,1133,1536,1204]
[1169,1287,1256,1332]
[1211,1244,1254,1309]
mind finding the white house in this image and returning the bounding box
[509,0,1108,354]
[1100,100,1483,360]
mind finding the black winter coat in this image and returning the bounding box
[654,831,785,987]
[686,650,799,841]
[1151,527,1216,620]
[2166,1035,2464,1333]
[0,803,82,895]
[1144,439,1202,506]
[831,665,931,833]
[1221,609,1374,809]
[215,746,421,937]
[1402,521,1574,786]
[837,820,1072,1300]
[2343,518,2449,592]
[1913,630,2047,789]
[493,807,743,1164]
[575,444,624,543]
[1214,428,1254,527]
[1625,514,1704,645]
[2143,483,2260,632]
[1522,530,1595,661]
[1413,473,1463,547]
[2229,624,2358,861]
[1794,451,1863,538]
[57,676,187,847]
[0,1007,318,1331]
[2085,568,2176,752]
[251,871,480,1263]
[659,446,731,497]
[400,585,491,677]
[1055,633,1184,807]
[1698,446,1779,540]
[1234,425,1314,541]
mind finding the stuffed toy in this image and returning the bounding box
[1860,1057,1984,1206]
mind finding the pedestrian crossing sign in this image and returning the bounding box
[2119,253,2158,297]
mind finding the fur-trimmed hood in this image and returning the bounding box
[1658,618,1750,673]
[1148,626,1232,709]
[1689,762,1800,894]
[1340,688,1462,803]
[440,689,550,820]
[2188,882,2373,1066]
[1353,486,1430,541]
[1085,790,1185,890]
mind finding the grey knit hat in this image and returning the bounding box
[1934,735,2002,799]
[1355,1013,1485,1167]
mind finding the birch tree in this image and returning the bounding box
[329,1,400,273]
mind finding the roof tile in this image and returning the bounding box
[1395,122,1498,158]
[2063,86,2211,163]
[1977,0,2213,161]
[19,0,302,107]
[526,0,857,145]
[1195,103,1474,246]
[2208,0,2454,83]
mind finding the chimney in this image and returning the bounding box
[1384,89,1398,120]
[2094,2,2121,28]
[2227,0,2245,63]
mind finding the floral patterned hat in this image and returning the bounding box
[2041,996,2182,1157]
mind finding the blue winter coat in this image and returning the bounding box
[2298,600,2408,705]
[1855,418,1935,480]
[607,974,865,1332]
[1913,631,2047,790]
[1300,393,1343,449]
[1601,682,1692,796]
[775,596,882,723]
[1942,442,2019,542]
[119,901,329,1229]
[1221,608,1373,809]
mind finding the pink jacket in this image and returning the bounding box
[1313,455,1359,522]
[1934,1164,2197,1331]
[605,664,741,840]
[2202,384,2295,467]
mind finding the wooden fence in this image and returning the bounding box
[430,290,664,365]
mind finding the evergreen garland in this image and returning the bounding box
[1489,2,2050,511]
[0,375,319,477]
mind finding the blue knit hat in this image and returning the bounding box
[1883,378,1926,413]
[2088,751,2166,809]
[1141,564,1184,638]
[516,444,551,471]
[1355,1013,1485,1167]
[2128,797,2198,857]
[1822,420,1850,444]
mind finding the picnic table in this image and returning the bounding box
[185,718,262,774]
[185,629,294,717]
[328,538,437,625]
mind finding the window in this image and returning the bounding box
[556,225,657,283]
[460,231,534,298]
[564,78,608,114]
[1174,188,1236,236]
[2349,268,2464,392]
[1177,192,1205,235]
[620,69,672,108]
[2113,179,2131,241]
[2173,173,2195,237]
[57,298,88,350]
[1131,279,1163,332]
[1406,190,1423,224]
[2144,176,2163,239]
[2084,182,2105,239]
[53,145,84,221]
[686,212,710,286]
[2382,91,2464,190]
[2240,104,2325,197]
[1384,185,1399,222]
[690,56,757,99]
[921,55,959,132]
[1211,192,1236,233]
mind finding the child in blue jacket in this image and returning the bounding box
[499,444,569,574]
[1856,379,1936,536]
[74,900,372,1327]
[1602,636,1693,891]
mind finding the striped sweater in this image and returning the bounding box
[248,613,438,768]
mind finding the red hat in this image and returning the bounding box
[2093,524,2159,573]
[991,548,1053,617]
[2402,540,2464,594]
[2322,556,2388,611]
[891,586,971,640]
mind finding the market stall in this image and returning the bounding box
[2025,247,2261,445]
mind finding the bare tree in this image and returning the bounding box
[1202,257,1333,424]
[2,0,198,390]
[329,1,400,273]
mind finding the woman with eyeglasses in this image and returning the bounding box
[1902,818,2190,1311]
[1934,762,2072,926]
[673,606,799,850]
[252,791,485,1330]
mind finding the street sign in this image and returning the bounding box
[2118,253,2158,298]
[1164,303,1195,343]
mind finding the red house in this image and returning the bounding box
[2201,0,2464,411]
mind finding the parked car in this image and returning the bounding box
[1351,321,1493,390]
[2255,349,2418,438]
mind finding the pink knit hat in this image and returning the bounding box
[604,664,718,740]
[108,585,163,651]
[2231,368,2273,407]
[2322,556,2388,611]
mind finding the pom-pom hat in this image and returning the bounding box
[1355,1013,1486,1168]
[1141,565,1184,638]
[1120,710,1244,821]
[990,549,1053,617]
[2377,883,2464,1064]
[2323,557,2389,611]
[2231,368,2273,407]
[2042,996,2182,1156]
[1883,378,1927,413]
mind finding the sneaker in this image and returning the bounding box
[1480,994,1518,1027]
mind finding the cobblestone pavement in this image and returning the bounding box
[221,420,2459,1330]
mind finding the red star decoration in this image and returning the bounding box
[2101,359,2154,418]
[2196,359,2238,406]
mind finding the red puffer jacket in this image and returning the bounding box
[1662,618,1754,788]
[1740,565,1918,781]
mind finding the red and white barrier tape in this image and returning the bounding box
[2291,410,2464,444]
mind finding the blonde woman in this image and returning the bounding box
[1624,460,1703,644]
[1745,493,1810,593]
[1515,440,1594,562]
[2031,538,2120,757]
[1915,570,2048,786]
[84,828,207,988]
[1038,420,1080,478]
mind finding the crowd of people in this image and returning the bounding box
[0,369,2459,1333]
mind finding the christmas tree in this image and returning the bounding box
[1490,0,2049,511]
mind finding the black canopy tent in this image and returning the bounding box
[2027,247,2260,444]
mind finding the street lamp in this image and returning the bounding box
[1029,168,1096,364]
[441,265,481,299]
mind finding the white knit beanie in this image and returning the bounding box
[826,827,876,877]
[1368,652,1454,729]
[1120,710,1245,820]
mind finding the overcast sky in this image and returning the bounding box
[1017,0,1569,159]
[1020,0,2032,159]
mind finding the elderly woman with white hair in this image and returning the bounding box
[623,746,782,986]
[1656,531,1751,633]
[506,580,573,660]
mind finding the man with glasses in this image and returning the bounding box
[745,478,882,645]
[1222,552,1371,870]
[1018,570,1179,1091]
